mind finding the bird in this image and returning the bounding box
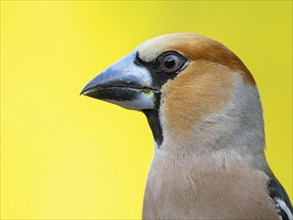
[80,33,293,219]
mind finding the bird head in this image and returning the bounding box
[81,33,264,154]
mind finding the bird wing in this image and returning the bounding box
[268,178,293,220]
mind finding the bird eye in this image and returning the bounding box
[161,53,184,73]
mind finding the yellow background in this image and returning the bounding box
[1,1,292,219]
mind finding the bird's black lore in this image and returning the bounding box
[134,51,188,148]
[135,51,188,90]
[268,178,293,220]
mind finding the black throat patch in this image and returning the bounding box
[142,91,163,147]
[142,109,163,147]
[135,51,187,148]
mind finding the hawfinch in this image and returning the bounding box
[81,33,293,219]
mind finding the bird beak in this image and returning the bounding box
[80,51,157,110]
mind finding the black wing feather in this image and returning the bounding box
[268,178,293,220]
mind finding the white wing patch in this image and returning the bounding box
[274,198,293,220]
